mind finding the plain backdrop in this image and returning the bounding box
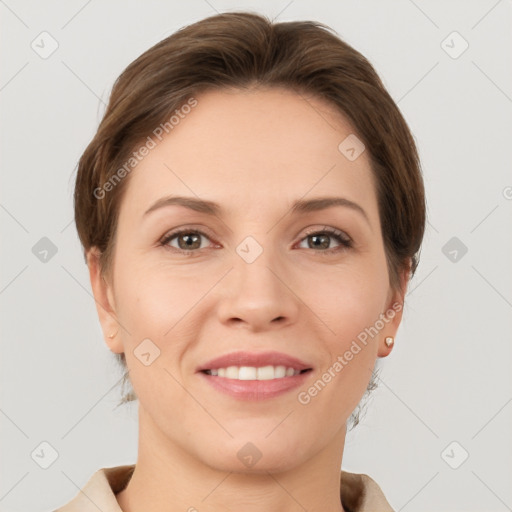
[1,1,511,511]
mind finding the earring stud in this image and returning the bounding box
[108,331,118,339]
[385,336,394,347]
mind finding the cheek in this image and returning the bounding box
[113,267,201,403]
[317,259,389,337]
[333,283,387,341]
[306,275,384,412]
[315,260,388,397]
[112,260,222,394]
[114,256,213,336]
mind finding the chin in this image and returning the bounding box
[197,434,306,475]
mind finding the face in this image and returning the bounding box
[89,87,407,473]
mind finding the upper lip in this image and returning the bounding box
[196,351,313,372]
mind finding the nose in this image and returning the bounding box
[216,242,299,332]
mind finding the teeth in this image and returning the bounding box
[205,365,304,380]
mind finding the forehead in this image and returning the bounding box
[120,87,378,221]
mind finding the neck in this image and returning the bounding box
[116,405,347,512]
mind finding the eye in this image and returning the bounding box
[160,228,215,254]
[297,226,353,254]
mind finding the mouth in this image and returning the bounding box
[195,351,314,399]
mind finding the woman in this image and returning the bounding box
[56,11,425,512]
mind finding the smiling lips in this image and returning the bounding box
[196,350,313,400]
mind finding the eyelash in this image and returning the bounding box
[159,226,353,257]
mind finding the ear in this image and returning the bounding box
[86,247,124,354]
[377,261,411,358]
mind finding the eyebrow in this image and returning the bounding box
[144,195,370,224]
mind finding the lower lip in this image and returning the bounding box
[197,370,312,400]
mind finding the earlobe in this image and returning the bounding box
[86,247,124,354]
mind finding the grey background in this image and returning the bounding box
[1,1,511,511]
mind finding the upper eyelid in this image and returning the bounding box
[302,225,351,240]
[160,225,218,243]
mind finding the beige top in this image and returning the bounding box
[53,464,394,512]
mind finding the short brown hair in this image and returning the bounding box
[74,11,426,425]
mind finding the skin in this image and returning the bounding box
[87,87,409,512]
